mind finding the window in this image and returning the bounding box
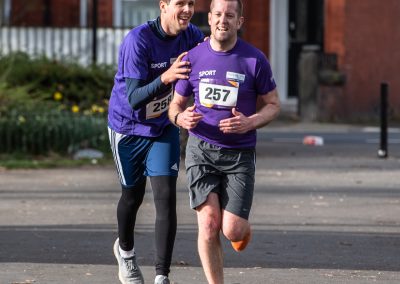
[1,0,11,26]
[114,0,159,28]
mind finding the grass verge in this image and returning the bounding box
[0,154,113,170]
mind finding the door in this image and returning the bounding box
[288,0,324,98]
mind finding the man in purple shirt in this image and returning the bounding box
[108,1,203,283]
[168,0,280,282]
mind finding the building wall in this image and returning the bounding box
[324,0,345,67]
[52,0,80,26]
[11,0,47,26]
[11,0,81,26]
[196,0,271,57]
[87,0,113,27]
[324,0,400,120]
[195,0,210,12]
[345,0,400,119]
[242,0,270,57]
[10,0,112,27]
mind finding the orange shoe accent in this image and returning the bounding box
[231,229,252,252]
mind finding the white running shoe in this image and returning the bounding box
[113,238,144,284]
[154,275,170,284]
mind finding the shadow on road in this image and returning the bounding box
[1,224,399,271]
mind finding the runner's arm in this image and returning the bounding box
[127,51,191,110]
[168,92,189,126]
[250,88,281,129]
[126,77,170,110]
[168,92,203,129]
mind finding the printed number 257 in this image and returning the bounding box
[205,87,230,102]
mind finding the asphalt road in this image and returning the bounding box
[1,123,400,283]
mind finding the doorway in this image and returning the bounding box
[288,0,324,98]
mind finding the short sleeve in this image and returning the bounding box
[255,54,277,95]
[121,31,149,80]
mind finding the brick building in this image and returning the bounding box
[2,0,399,122]
[323,0,400,121]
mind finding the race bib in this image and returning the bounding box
[199,80,239,108]
[146,92,172,119]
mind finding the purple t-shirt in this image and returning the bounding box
[108,20,203,137]
[175,39,276,148]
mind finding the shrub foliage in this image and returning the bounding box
[0,52,113,156]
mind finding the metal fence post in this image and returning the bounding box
[378,82,388,158]
[92,0,98,65]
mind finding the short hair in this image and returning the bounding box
[210,0,243,17]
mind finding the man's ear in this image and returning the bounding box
[237,16,244,29]
[160,0,167,13]
[208,12,212,26]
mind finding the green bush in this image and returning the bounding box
[0,52,113,157]
[0,52,112,114]
[0,110,109,155]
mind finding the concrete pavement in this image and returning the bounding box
[1,122,400,283]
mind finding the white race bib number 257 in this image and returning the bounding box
[199,82,238,108]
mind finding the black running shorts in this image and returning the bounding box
[185,135,255,219]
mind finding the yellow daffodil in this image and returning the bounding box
[53,91,63,101]
[71,105,80,113]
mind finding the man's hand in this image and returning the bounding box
[176,105,203,130]
[161,52,191,85]
[219,89,280,134]
[219,108,253,134]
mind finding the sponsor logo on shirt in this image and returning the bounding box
[226,71,245,83]
[199,70,217,78]
[151,62,168,69]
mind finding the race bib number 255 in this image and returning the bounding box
[146,92,172,119]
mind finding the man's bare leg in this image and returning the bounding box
[221,210,252,251]
[196,193,224,284]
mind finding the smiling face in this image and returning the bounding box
[160,0,195,36]
[208,0,244,50]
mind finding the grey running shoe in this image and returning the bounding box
[154,275,170,284]
[113,238,144,284]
